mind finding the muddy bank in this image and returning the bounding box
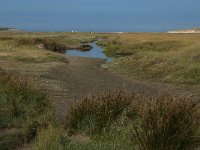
[65,44,92,52]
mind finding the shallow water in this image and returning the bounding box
[65,42,112,61]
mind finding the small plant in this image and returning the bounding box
[66,90,135,134]
[132,94,200,150]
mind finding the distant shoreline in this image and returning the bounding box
[1,27,200,34]
[0,27,17,31]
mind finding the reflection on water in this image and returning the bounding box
[65,42,112,62]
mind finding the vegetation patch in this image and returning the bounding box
[0,70,53,149]
[36,91,200,150]
[132,94,200,150]
[66,91,135,135]
[100,33,200,84]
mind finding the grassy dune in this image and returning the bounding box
[99,33,200,84]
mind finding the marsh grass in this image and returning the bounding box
[34,125,70,150]
[34,124,134,150]
[34,91,200,150]
[132,94,200,150]
[99,40,184,57]
[0,70,53,149]
[100,33,200,84]
[66,91,135,135]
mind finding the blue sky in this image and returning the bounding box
[0,0,199,31]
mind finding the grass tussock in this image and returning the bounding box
[0,70,53,149]
[66,91,135,134]
[132,94,200,150]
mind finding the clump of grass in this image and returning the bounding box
[0,70,53,149]
[66,91,135,134]
[34,126,70,150]
[132,94,200,150]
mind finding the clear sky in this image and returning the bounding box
[0,0,199,32]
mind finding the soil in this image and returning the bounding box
[1,55,199,122]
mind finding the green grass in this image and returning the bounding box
[66,91,135,135]
[132,94,200,150]
[99,33,200,84]
[34,91,136,150]
[34,126,70,150]
[0,70,53,149]
[34,91,200,150]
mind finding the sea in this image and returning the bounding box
[0,0,199,32]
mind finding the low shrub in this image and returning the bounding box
[132,94,200,150]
